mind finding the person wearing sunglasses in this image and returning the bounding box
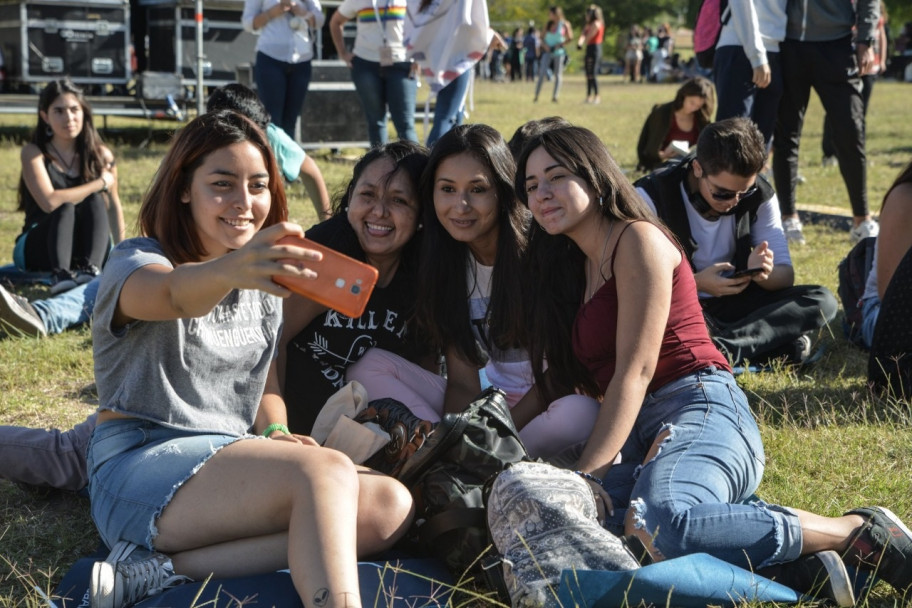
[634,117,837,367]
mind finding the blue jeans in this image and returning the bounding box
[254,51,313,139]
[600,367,802,569]
[426,70,471,147]
[713,46,783,148]
[32,276,99,334]
[861,296,880,349]
[350,56,418,147]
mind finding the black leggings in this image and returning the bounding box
[23,194,109,271]
[585,44,601,96]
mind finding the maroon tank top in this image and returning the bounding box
[572,223,730,394]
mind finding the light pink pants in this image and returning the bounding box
[345,348,600,460]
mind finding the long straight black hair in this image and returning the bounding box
[415,124,529,366]
[515,125,656,401]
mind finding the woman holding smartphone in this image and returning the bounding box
[86,110,413,608]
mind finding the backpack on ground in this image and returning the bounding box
[389,387,530,579]
[837,236,877,348]
[693,0,731,69]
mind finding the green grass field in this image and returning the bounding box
[1,73,912,607]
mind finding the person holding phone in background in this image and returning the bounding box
[242,0,325,139]
[635,76,714,173]
[635,118,837,367]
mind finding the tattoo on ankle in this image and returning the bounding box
[313,588,329,607]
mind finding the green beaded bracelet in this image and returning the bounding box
[262,423,291,437]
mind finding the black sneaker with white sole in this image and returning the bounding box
[843,506,912,594]
[758,550,855,607]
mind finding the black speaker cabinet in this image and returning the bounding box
[0,0,131,85]
[141,0,256,87]
[299,83,369,146]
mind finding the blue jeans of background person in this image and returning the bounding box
[350,56,418,147]
[426,70,472,147]
[31,276,99,334]
[254,51,313,139]
[535,52,565,101]
[600,367,803,569]
[861,296,880,350]
[713,46,783,148]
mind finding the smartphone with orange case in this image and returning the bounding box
[273,235,379,318]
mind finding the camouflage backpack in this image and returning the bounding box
[391,386,530,578]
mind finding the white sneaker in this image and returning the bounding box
[90,541,190,608]
[782,217,806,245]
[850,219,879,244]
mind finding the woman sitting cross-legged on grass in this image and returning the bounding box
[346,123,600,461]
[85,110,413,608]
[510,124,912,605]
[16,78,125,294]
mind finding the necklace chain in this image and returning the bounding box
[585,221,615,302]
[47,141,77,175]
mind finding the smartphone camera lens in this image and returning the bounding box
[350,285,361,295]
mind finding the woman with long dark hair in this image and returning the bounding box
[513,124,912,604]
[636,76,715,171]
[16,78,124,293]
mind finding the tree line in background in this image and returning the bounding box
[490,0,912,64]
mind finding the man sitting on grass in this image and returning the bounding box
[635,117,838,367]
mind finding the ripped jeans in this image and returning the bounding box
[599,366,803,569]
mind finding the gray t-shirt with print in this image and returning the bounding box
[92,238,282,436]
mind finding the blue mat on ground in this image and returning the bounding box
[557,553,803,608]
[0,263,52,286]
[52,550,456,608]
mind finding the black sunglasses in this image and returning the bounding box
[701,175,758,202]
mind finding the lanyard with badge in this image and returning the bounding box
[372,0,394,66]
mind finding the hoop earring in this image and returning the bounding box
[598,195,604,208]
[45,125,53,138]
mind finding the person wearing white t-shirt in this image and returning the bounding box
[329,0,419,146]
[635,117,837,366]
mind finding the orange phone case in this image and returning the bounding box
[273,236,379,318]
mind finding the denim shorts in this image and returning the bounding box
[87,418,253,550]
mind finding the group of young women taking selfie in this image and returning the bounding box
[6,78,912,608]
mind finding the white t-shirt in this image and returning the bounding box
[338,0,409,62]
[637,182,791,298]
[466,257,533,406]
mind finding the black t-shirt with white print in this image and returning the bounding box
[283,215,426,434]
